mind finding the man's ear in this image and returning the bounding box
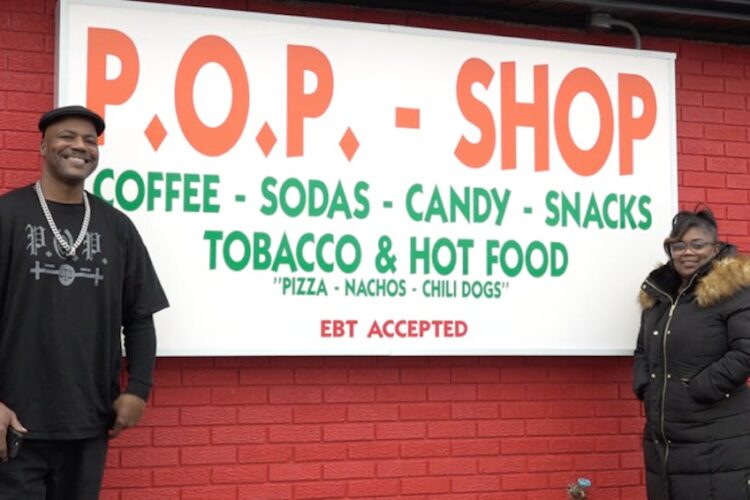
[39,139,47,156]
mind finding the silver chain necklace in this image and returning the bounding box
[34,180,91,258]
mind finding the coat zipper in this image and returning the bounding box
[644,273,698,496]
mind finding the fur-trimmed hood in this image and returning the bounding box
[640,254,750,310]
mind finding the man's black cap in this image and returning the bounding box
[38,105,106,136]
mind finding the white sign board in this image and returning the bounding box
[57,0,677,355]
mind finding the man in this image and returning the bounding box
[0,105,168,499]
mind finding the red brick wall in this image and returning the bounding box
[2,1,749,498]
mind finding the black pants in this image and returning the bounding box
[0,435,108,500]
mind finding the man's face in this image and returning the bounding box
[40,117,99,185]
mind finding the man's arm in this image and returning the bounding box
[0,402,26,461]
[111,314,156,438]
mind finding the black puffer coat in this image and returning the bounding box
[633,246,750,500]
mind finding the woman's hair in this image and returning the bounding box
[663,206,718,256]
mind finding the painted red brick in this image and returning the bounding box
[120,447,179,467]
[180,445,237,465]
[101,469,152,488]
[211,464,267,483]
[109,426,152,447]
[181,485,238,500]
[323,423,375,441]
[451,367,500,383]
[675,58,702,75]
[293,442,348,461]
[502,472,550,490]
[210,425,265,447]
[500,437,549,455]
[399,402,451,420]
[704,61,745,77]
[477,383,526,400]
[595,435,642,452]
[236,405,291,424]
[239,368,294,385]
[376,459,427,478]
[153,427,210,447]
[594,400,641,417]
[703,92,745,109]
[681,74,724,92]
[120,488,181,500]
[238,444,293,463]
[477,419,526,437]
[238,483,292,499]
[0,32,45,51]
[595,469,642,487]
[324,385,376,403]
[707,157,748,173]
[676,89,702,106]
[400,440,451,458]
[451,402,499,419]
[545,401,595,418]
[400,367,451,384]
[268,386,322,404]
[347,478,400,497]
[322,461,376,479]
[573,383,619,399]
[452,438,500,456]
[293,481,347,499]
[428,420,477,438]
[269,463,322,481]
[212,386,267,405]
[294,368,348,384]
[375,421,426,440]
[428,456,477,475]
[293,404,346,423]
[348,368,400,384]
[182,368,238,386]
[347,403,399,421]
[724,109,750,126]
[527,419,573,436]
[153,387,211,406]
[547,436,595,453]
[681,106,724,124]
[347,441,399,460]
[500,401,547,418]
[153,465,211,486]
[180,406,237,425]
[453,475,501,492]
[707,188,747,203]
[428,384,477,401]
[680,138,724,155]
[268,424,321,443]
[400,476,451,494]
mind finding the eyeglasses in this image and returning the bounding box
[668,239,716,255]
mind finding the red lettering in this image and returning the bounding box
[86,28,139,144]
[618,73,657,175]
[175,35,249,157]
[287,45,333,157]
[501,62,549,171]
[454,58,495,168]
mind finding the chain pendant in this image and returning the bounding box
[34,181,91,257]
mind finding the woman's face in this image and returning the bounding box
[669,226,719,279]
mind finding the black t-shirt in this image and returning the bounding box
[0,185,169,439]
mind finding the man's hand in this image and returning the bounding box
[0,402,26,462]
[110,394,147,438]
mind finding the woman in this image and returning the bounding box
[633,208,750,499]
